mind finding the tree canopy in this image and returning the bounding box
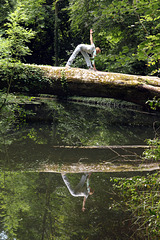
[0,0,159,75]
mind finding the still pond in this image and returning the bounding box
[0,97,159,239]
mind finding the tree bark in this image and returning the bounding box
[34,65,160,106]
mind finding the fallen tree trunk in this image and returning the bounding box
[1,63,160,107]
[38,65,160,106]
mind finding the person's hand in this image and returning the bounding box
[94,67,97,71]
[82,207,86,212]
[90,29,93,34]
[88,173,91,177]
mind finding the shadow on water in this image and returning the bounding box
[0,97,160,239]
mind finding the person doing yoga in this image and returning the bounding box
[66,29,101,71]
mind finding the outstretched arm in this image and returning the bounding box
[90,29,98,71]
[93,62,96,71]
[90,29,94,45]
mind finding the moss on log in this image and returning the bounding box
[38,65,160,106]
[1,63,160,106]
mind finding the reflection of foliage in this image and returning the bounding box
[46,100,156,146]
[0,172,31,240]
[0,93,35,159]
[143,120,160,161]
[26,128,47,144]
[3,97,158,147]
[0,172,64,240]
[0,172,137,240]
[143,138,160,161]
[111,172,160,240]
[0,94,23,145]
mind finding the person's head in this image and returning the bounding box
[89,188,94,195]
[96,47,101,54]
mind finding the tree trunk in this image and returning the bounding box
[54,1,58,66]
[38,66,160,106]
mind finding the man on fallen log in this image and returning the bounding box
[66,29,101,71]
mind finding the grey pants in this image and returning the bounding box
[66,44,93,68]
[62,173,89,197]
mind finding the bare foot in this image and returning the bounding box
[65,64,71,69]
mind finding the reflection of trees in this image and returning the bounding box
[4,99,157,147]
[53,102,142,146]
[0,172,63,240]
[0,172,136,240]
[0,99,157,171]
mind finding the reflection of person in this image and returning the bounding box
[62,173,94,212]
[66,29,101,71]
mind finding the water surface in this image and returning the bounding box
[0,98,159,171]
[0,171,151,240]
[0,98,160,239]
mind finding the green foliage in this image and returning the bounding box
[67,0,160,75]
[67,0,96,40]
[111,172,160,239]
[3,1,35,62]
[0,37,12,63]
[0,0,15,32]
[135,0,160,75]
[146,97,160,110]
[0,63,52,93]
[1,0,159,74]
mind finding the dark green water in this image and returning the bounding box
[0,171,151,240]
[0,98,160,239]
[0,98,159,171]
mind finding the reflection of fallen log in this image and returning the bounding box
[38,145,160,173]
[39,162,160,173]
[39,145,160,173]
[52,145,149,149]
[1,143,159,172]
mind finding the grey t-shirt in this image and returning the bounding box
[81,43,96,55]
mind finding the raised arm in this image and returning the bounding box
[90,29,94,45]
[82,197,87,212]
